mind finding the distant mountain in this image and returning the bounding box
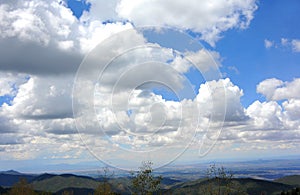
[32,173,57,182]
[0,170,22,175]
[32,173,95,182]
[0,170,35,187]
[275,175,300,187]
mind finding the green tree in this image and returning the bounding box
[131,161,162,195]
[7,178,37,195]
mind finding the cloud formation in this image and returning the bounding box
[116,0,258,45]
[257,78,300,101]
[0,0,299,167]
[0,0,133,75]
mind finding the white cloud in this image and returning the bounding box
[0,0,75,45]
[246,100,283,129]
[116,0,258,46]
[185,49,221,72]
[88,78,247,149]
[1,72,300,163]
[0,74,85,160]
[78,21,133,53]
[283,99,300,122]
[234,78,300,144]
[266,38,300,53]
[204,77,300,147]
[264,39,274,49]
[1,75,73,120]
[0,73,27,97]
[0,0,134,75]
[257,78,300,101]
[0,0,299,165]
[83,0,120,21]
[291,39,300,52]
[196,78,246,122]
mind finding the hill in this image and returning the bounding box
[275,175,300,187]
[164,177,294,195]
[31,174,133,194]
[31,174,100,193]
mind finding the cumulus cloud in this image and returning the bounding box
[0,3,226,163]
[257,78,300,101]
[196,78,247,122]
[0,72,27,97]
[0,75,76,135]
[72,27,226,158]
[283,99,300,122]
[246,100,283,130]
[0,0,133,75]
[0,0,299,165]
[231,77,300,145]
[205,77,300,149]
[116,0,258,46]
[78,77,247,151]
[1,76,73,120]
[0,0,75,45]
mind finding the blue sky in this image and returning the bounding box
[216,0,300,106]
[0,0,300,171]
[66,0,91,18]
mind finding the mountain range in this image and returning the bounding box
[0,170,299,194]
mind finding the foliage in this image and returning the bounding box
[131,161,162,195]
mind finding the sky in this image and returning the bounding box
[0,0,300,171]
